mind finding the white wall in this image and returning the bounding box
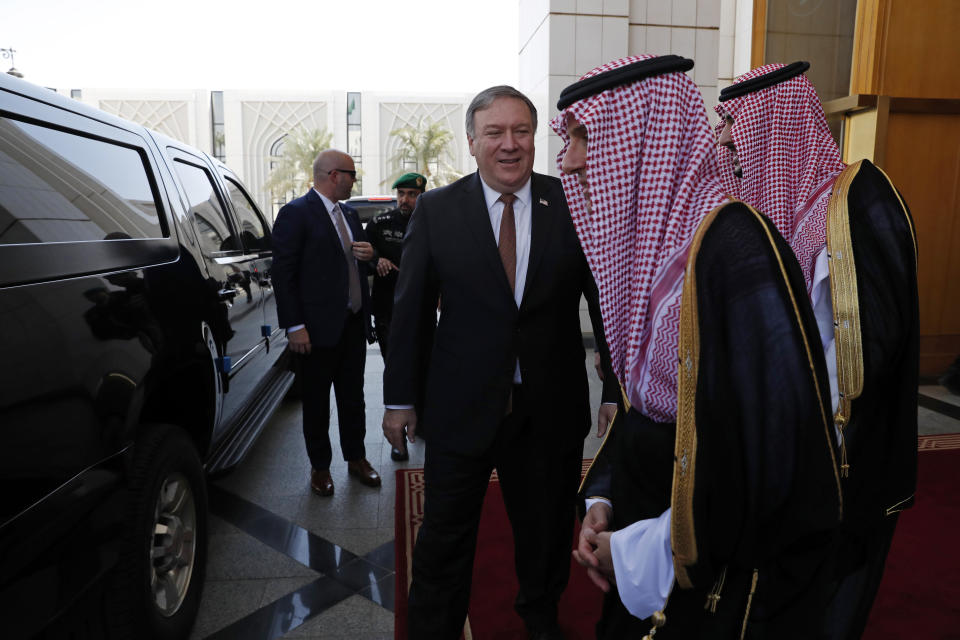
[733,0,754,77]
[78,88,210,153]
[519,0,746,176]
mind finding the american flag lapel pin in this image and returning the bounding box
[539,198,549,206]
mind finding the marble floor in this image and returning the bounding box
[190,345,960,639]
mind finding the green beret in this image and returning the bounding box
[392,172,427,191]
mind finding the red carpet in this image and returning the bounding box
[397,436,960,639]
[395,461,601,639]
[861,433,960,638]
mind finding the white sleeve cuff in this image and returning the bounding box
[585,497,613,513]
[385,405,415,410]
[286,324,305,334]
[610,508,674,620]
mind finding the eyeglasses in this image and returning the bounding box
[328,168,357,179]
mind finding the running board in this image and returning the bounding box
[205,365,295,474]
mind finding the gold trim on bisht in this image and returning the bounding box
[672,201,843,587]
[576,382,629,495]
[886,493,914,516]
[738,569,760,640]
[671,205,723,588]
[826,162,865,478]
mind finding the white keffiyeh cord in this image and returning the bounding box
[715,63,846,290]
[550,55,727,422]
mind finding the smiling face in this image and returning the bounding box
[560,115,591,212]
[467,97,535,193]
[718,116,742,178]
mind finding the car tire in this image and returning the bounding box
[106,424,208,639]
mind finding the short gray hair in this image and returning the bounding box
[465,86,537,139]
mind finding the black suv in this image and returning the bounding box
[346,194,397,226]
[0,74,293,638]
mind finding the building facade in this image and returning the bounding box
[517,0,761,174]
[70,87,474,221]
[61,0,958,374]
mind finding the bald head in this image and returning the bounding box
[313,149,356,201]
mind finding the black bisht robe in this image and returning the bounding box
[822,159,919,639]
[584,201,843,639]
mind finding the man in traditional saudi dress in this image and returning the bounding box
[714,61,919,640]
[549,54,843,639]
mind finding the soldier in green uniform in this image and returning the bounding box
[366,172,426,461]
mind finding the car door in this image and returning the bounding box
[166,150,266,430]
[218,171,284,351]
[0,89,183,627]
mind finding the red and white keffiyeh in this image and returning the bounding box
[715,63,845,288]
[550,56,727,422]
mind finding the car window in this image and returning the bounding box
[0,116,164,245]
[351,200,397,223]
[367,203,395,218]
[223,176,270,251]
[172,160,238,254]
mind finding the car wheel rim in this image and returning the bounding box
[150,471,197,617]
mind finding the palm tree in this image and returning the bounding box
[265,127,333,198]
[385,118,461,189]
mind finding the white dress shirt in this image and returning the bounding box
[479,176,533,309]
[316,188,356,246]
[480,175,532,384]
[810,245,840,429]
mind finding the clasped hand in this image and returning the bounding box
[573,502,616,592]
[382,408,417,451]
[287,327,311,355]
[376,257,398,277]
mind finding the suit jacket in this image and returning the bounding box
[271,189,375,347]
[384,171,616,456]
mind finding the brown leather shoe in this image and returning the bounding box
[347,459,381,487]
[310,469,334,497]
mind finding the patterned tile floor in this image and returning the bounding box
[191,345,960,639]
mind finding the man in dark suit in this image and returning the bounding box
[272,149,382,497]
[382,86,616,639]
